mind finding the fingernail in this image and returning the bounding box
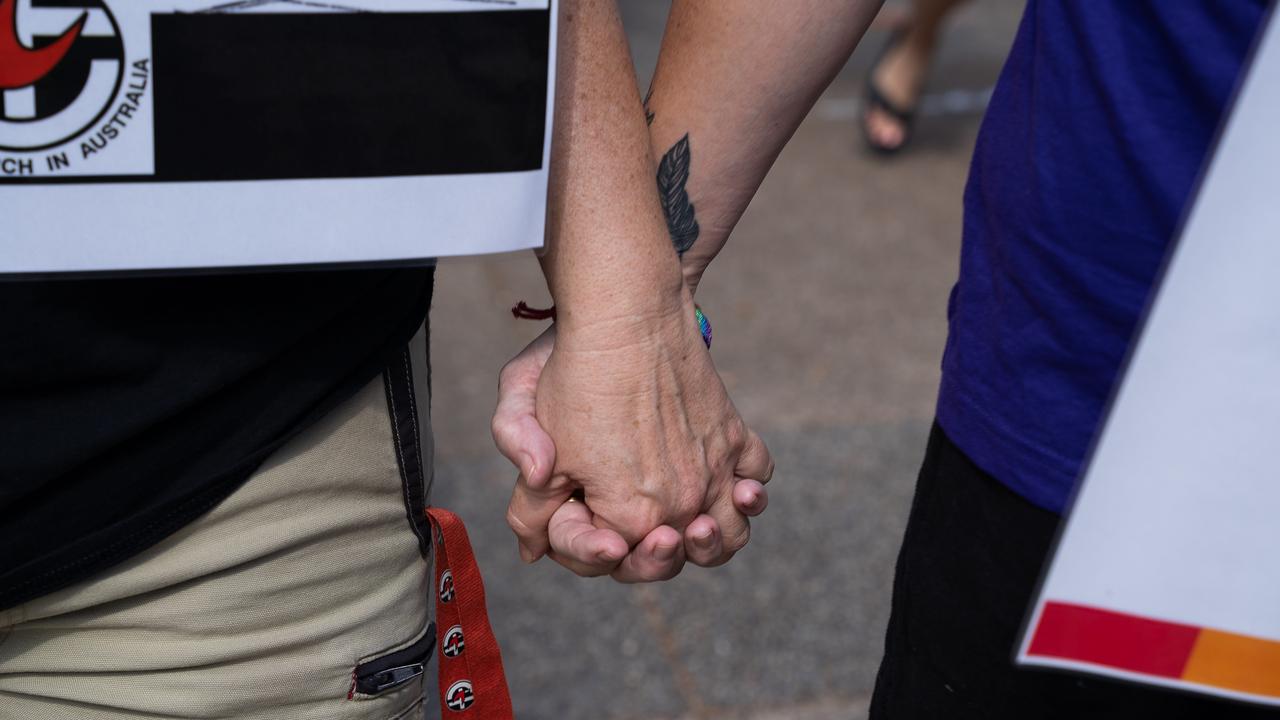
[654,542,678,562]
[519,544,536,564]
[597,548,622,563]
[520,453,536,480]
[745,492,761,509]
[693,529,715,549]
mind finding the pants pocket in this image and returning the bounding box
[352,623,436,699]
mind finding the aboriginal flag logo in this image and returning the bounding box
[0,0,123,152]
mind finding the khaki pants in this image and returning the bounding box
[0,333,436,720]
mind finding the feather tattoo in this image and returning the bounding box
[656,134,700,254]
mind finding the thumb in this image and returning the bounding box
[492,327,557,488]
[506,473,574,562]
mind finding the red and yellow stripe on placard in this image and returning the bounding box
[1026,601,1280,700]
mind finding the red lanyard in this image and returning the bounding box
[426,507,514,719]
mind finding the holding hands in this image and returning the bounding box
[489,0,877,581]
[492,303,772,582]
[475,0,787,584]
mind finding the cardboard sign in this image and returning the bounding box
[1018,11,1280,707]
[0,0,555,275]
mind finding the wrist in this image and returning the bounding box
[550,241,685,329]
[682,262,708,297]
[676,234,724,297]
[555,279,697,355]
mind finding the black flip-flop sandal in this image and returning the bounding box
[861,28,918,156]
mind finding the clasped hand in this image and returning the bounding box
[492,293,772,582]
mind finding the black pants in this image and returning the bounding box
[869,424,1279,719]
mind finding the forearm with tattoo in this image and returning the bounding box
[646,94,700,256]
[656,133,700,255]
[638,0,881,290]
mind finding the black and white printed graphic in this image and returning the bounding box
[442,625,465,658]
[0,0,125,156]
[1,0,555,274]
[445,679,475,712]
[439,568,455,604]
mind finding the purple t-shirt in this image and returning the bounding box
[936,0,1269,513]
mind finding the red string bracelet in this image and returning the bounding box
[510,301,556,320]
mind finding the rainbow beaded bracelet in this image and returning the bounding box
[694,305,712,349]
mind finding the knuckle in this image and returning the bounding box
[616,505,664,542]
[646,498,672,527]
[505,506,534,540]
[686,544,720,568]
[489,413,509,445]
[497,359,522,393]
[545,473,573,494]
[672,492,703,527]
[706,454,732,485]
[722,522,751,554]
[565,560,610,579]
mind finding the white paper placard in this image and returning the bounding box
[1018,10,1280,706]
[0,0,555,274]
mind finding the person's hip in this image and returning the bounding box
[0,329,436,720]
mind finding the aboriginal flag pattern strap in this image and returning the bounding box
[427,507,514,719]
